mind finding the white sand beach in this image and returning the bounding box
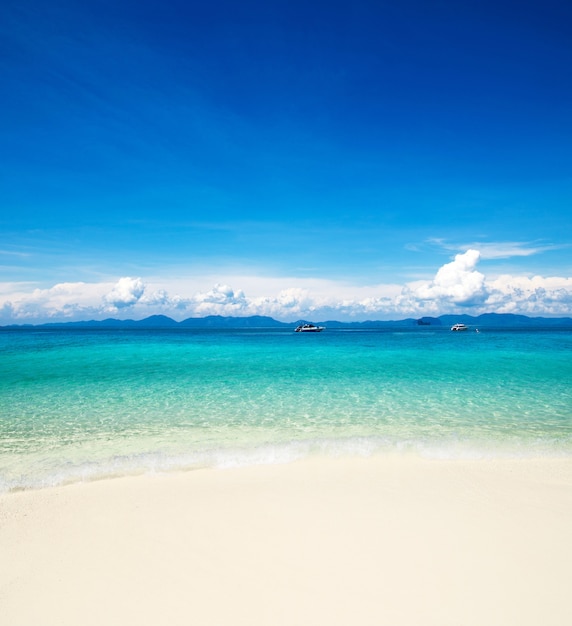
[1,456,572,626]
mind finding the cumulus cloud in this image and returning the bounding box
[140,289,189,309]
[403,249,488,308]
[249,288,318,318]
[195,283,246,306]
[103,277,146,310]
[0,282,108,321]
[485,275,572,315]
[1,252,572,324]
[189,283,249,316]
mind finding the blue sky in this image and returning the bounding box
[1,0,572,322]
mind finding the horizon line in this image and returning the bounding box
[3,312,572,329]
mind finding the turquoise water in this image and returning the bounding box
[1,327,571,491]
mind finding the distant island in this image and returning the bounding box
[2,313,572,329]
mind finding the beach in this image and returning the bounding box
[2,456,571,626]
[2,329,571,624]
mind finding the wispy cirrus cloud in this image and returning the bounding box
[427,238,568,260]
[0,249,32,258]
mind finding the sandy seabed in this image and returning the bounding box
[1,456,571,626]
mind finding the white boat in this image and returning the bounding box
[295,323,325,333]
[450,323,469,331]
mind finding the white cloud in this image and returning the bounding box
[249,288,319,318]
[402,249,488,308]
[140,288,189,309]
[189,283,249,316]
[103,277,146,310]
[475,243,564,260]
[0,282,108,321]
[194,283,246,306]
[1,251,571,324]
[485,275,572,315]
[428,238,568,260]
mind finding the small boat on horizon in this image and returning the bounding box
[450,323,469,331]
[295,323,325,333]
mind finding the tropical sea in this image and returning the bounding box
[1,325,571,492]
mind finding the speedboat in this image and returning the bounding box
[450,323,469,331]
[295,323,325,332]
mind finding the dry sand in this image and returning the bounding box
[1,456,571,625]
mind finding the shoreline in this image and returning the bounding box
[2,455,572,625]
[4,441,572,495]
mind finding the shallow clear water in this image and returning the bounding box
[1,327,571,490]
